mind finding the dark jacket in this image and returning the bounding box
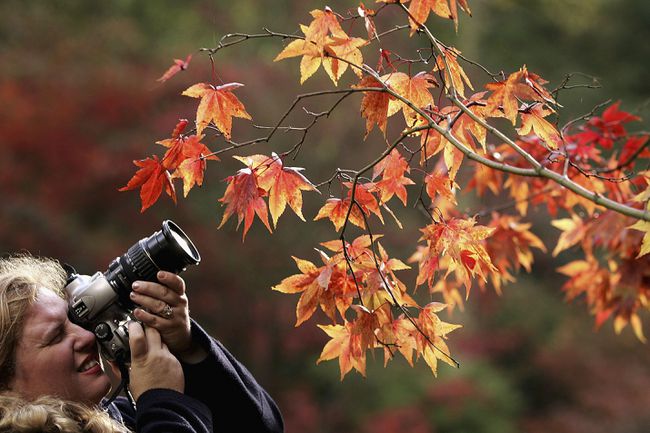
[104,320,284,433]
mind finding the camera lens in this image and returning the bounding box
[104,220,200,303]
[142,220,201,274]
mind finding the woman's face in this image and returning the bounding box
[9,287,112,404]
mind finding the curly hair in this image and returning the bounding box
[0,392,131,433]
[0,254,67,389]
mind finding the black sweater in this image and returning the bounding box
[104,320,284,433]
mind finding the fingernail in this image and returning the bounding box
[130,291,137,299]
[132,282,140,290]
[157,271,165,280]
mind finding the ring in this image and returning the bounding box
[159,303,173,320]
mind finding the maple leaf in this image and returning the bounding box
[119,155,176,212]
[551,214,590,256]
[517,104,562,150]
[372,148,415,205]
[353,75,392,137]
[417,217,496,293]
[485,212,546,294]
[407,0,472,33]
[419,114,466,181]
[239,153,317,227]
[315,182,384,231]
[485,68,540,125]
[433,46,473,99]
[275,9,366,85]
[322,35,367,85]
[358,3,378,40]
[156,54,192,83]
[586,100,640,149]
[317,304,391,380]
[314,198,366,231]
[218,159,271,241]
[171,136,219,197]
[344,182,385,223]
[385,71,437,123]
[304,7,347,45]
[414,302,461,376]
[273,250,356,325]
[320,234,376,267]
[182,82,251,138]
[317,322,360,380]
[274,34,325,84]
[424,170,458,205]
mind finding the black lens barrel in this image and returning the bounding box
[143,220,201,273]
[105,220,200,298]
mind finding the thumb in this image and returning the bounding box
[128,321,147,362]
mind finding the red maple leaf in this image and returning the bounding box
[218,164,271,240]
[156,54,192,83]
[119,155,176,212]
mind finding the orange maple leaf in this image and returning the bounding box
[239,153,317,227]
[417,217,496,293]
[372,148,415,205]
[408,0,472,33]
[218,161,271,241]
[385,71,437,123]
[314,198,366,231]
[171,136,219,197]
[304,7,347,44]
[317,304,390,380]
[119,155,176,212]
[274,9,366,85]
[274,34,324,84]
[156,54,192,83]
[273,251,356,325]
[485,68,539,125]
[182,82,251,138]
[517,104,562,150]
[433,46,473,98]
[485,212,546,294]
[551,214,590,257]
[353,75,392,137]
[424,170,458,205]
[414,302,461,375]
[322,35,367,85]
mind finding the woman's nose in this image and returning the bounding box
[71,321,97,350]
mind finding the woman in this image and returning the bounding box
[0,254,283,433]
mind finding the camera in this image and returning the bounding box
[64,220,200,362]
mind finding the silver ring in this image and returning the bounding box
[159,303,173,320]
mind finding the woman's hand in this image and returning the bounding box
[129,272,207,363]
[128,321,184,401]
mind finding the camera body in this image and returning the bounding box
[64,220,200,362]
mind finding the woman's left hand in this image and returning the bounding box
[129,271,193,357]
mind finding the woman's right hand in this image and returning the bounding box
[127,321,185,401]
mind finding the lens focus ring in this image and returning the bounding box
[127,241,159,282]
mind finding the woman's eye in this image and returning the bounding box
[48,332,64,345]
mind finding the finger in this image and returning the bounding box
[133,308,172,329]
[128,321,147,360]
[132,280,174,304]
[144,323,163,349]
[156,271,186,295]
[130,290,172,315]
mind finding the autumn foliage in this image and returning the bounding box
[121,0,650,379]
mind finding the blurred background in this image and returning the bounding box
[1,0,649,432]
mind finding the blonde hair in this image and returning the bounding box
[0,392,131,433]
[0,254,67,389]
